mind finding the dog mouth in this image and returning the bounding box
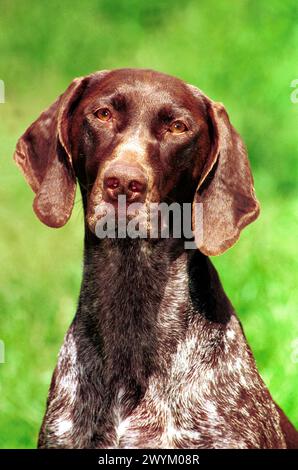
[87,195,174,240]
[86,193,199,247]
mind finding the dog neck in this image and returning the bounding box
[78,236,188,391]
[77,233,231,397]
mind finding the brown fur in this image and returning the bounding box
[14,69,298,449]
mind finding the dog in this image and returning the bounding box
[14,68,298,448]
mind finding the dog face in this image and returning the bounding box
[70,69,210,229]
[14,68,259,255]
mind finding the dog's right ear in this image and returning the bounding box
[14,76,89,228]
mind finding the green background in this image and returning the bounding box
[0,0,297,448]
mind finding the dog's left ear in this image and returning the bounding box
[188,85,260,256]
[14,76,89,228]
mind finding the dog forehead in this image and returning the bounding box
[84,69,200,111]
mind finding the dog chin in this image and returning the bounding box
[87,200,151,238]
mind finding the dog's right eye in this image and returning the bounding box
[95,108,112,122]
[169,120,188,134]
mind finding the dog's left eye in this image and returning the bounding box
[169,120,188,134]
[95,108,112,121]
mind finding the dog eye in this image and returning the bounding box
[95,108,112,121]
[169,120,187,134]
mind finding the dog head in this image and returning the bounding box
[14,68,259,255]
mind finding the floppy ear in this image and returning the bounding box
[189,86,260,256]
[14,77,89,227]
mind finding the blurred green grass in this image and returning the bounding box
[0,0,297,448]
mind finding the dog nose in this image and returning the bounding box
[103,162,148,203]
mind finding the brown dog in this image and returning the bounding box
[14,69,298,448]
